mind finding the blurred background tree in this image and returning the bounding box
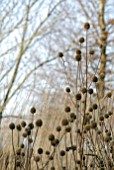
[0,0,114,124]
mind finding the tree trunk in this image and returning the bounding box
[98,0,107,98]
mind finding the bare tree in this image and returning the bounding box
[0,0,113,122]
[0,0,65,121]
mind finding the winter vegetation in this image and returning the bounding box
[0,0,114,170]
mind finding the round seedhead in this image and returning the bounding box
[48,134,55,141]
[92,76,98,82]
[16,124,22,131]
[65,126,71,133]
[88,88,93,95]
[30,107,36,114]
[45,150,50,155]
[76,49,81,55]
[37,147,43,154]
[70,113,76,120]
[76,93,82,100]
[60,150,65,156]
[66,87,71,93]
[107,92,112,98]
[79,37,85,43]
[92,103,98,110]
[81,87,87,94]
[28,122,34,130]
[84,22,90,30]
[58,52,63,58]
[91,121,97,129]
[89,50,95,55]
[35,119,43,127]
[9,123,15,130]
[65,106,71,113]
[62,119,69,126]
[56,126,61,132]
[76,54,81,61]
[34,155,40,162]
[21,121,26,128]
